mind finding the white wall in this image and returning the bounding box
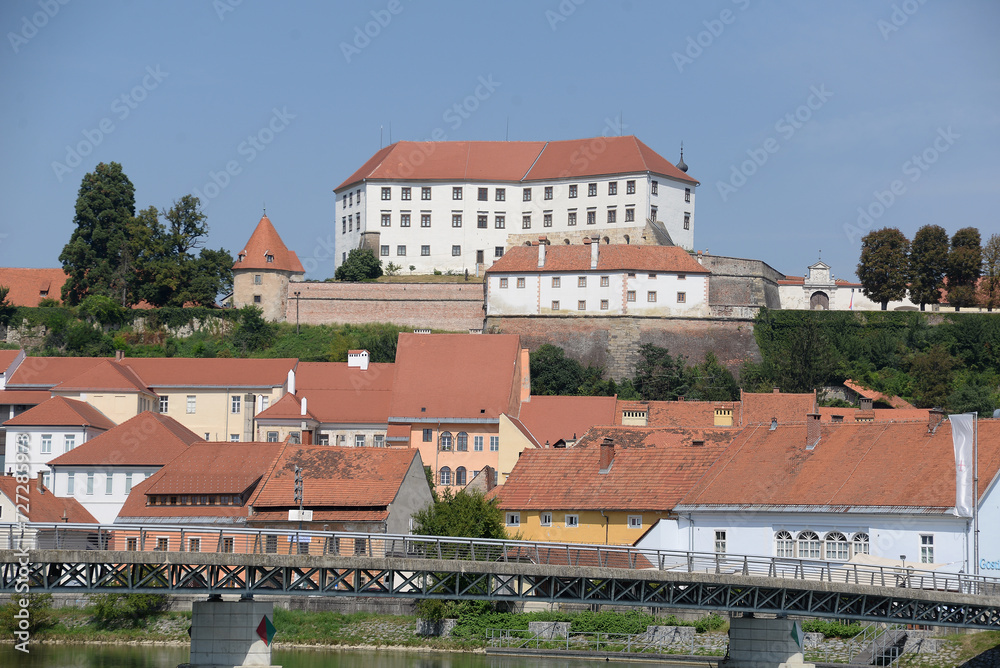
[51,466,154,524]
[7,426,99,480]
[977,475,1000,576]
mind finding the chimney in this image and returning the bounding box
[36,475,44,494]
[806,413,821,449]
[769,417,777,431]
[347,350,370,371]
[287,369,296,395]
[537,237,547,268]
[484,465,496,492]
[772,387,780,394]
[591,235,600,269]
[859,397,873,411]
[300,397,308,416]
[928,407,946,434]
[115,350,124,361]
[599,437,614,473]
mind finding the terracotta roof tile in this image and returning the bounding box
[0,390,49,406]
[124,357,297,388]
[0,268,69,306]
[3,396,115,430]
[48,411,201,467]
[138,441,285,497]
[0,350,21,369]
[843,379,916,410]
[524,136,697,184]
[116,474,252,522]
[741,390,815,426]
[487,244,709,275]
[0,477,96,523]
[817,407,929,423]
[615,399,742,428]
[517,396,617,447]
[256,393,317,421]
[295,362,395,391]
[53,359,153,394]
[233,215,305,273]
[7,357,105,389]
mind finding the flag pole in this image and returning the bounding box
[974,411,979,576]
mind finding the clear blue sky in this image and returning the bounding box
[1,0,997,281]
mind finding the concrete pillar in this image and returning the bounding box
[722,617,815,668]
[189,598,280,667]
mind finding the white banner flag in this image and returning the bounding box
[950,414,975,517]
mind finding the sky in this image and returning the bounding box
[1,0,998,282]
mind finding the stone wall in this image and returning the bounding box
[697,254,783,309]
[284,281,486,332]
[486,314,760,380]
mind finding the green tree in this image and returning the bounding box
[948,382,996,416]
[89,593,169,629]
[0,286,16,327]
[857,227,910,310]
[530,344,584,395]
[78,294,128,329]
[0,593,55,635]
[978,233,1000,311]
[688,352,739,401]
[335,248,383,282]
[230,305,277,356]
[776,317,840,393]
[908,224,949,311]
[632,344,690,401]
[909,344,956,408]
[59,162,138,305]
[412,489,508,540]
[946,227,982,310]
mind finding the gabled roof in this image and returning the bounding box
[255,393,318,421]
[7,357,105,389]
[615,399,742,428]
[248,444,419,510]
[0,390,49,406]
[138,442,285,497]
[48,411,202,467]
[741,390,815,426]
[0,477,96,523]
[232,215,305,273]
[0,268,69,306]
[0,350,21,370]
[389,334,522,421]
[486,244,709,275]
[494,425,731,512]
[843,379,916,410]
[53,359,153,394]
[3,396,115,430]
[123,357,297,388]
[335,136,697,191]
[678,420,1000,510]
[295,362,395,391]
[516,395,617,448]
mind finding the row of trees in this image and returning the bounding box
[857,225,999,310]
[59,162,233,307]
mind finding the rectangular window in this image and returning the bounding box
[628,515,642,529]
[565,514,579,527]
[495,215,505,229]
[253,274,262,285]
[253,295,262,304]
[355,434,365,447]
[478,187,488,201]
[421,186,431,200]
[125,473,133,494]
[647,291,657,302]
[569,184,578,198]
[452,213,462,228]
[587,210,596,225]
[381,186,391,200]
[544,186,553,200]
[627,291,636,302]
[607,209,616,223]
[348,215,352,232]
[551,300,560,310]
[423,428,433,442]
[651,180,658,195]
[86,472,94,495]
[684,212,691,230]
[921,535,934,563]
[540,512,552,527]
[186,395,196,414]
[495,246,504,258]
[400,213,411,227]
[552,277,561,288]
[506,512,520,527]
[523,188,531,202]
[625,208,636,223]
[231,395,241,413]
[126,537,138,551]
[155,537,168,551]
[401,187,411,200]
[577,300,586,310]
[421,245,430,256]
[380,245,389,256]
[67,473,74,495]
[490,435,499,451]
[223,538,234,553]
[349,193,353,206]
[715,530,726,553]
[396,245,406,256]
[421,214,431,228]
[64,435,75,452]
[159,396,168,413]
[499,277,508,288]
[685,187,691,203]
[229,433,239,442]
[374,434,384,447]
[677,292,686,303]
[266,431,279,442]
[578,276,587,288]
[608,181,617,195]
[588,183,597,197]
[626,180,635,194]
[522,214,531,229]
[516,277,526,288]
[567,211,577,226]
[381,213,391,227]
[41,434,52,454]
[188,537,201,553]
[106,474,113,495]
[600,299,609,310]
[543,212,552,227]
[600,276,609,287]
[452,186,462,200]
[477,214,488,228]
[495,188,505,201]
[449,244,460,257]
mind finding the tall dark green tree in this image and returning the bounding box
[529,344,585,395]
[980,233,1000,311]
[0,286,16,328]
[946,227,982,310]
[632,344,690,401]
[908,224,949,311]
[59,162,137,305]
[689,352,739,401]
[857,228,910,310]
[909,344,956,408]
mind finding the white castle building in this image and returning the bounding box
[333,136,697,274]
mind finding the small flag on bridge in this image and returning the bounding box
[790,620,802,649]
[257,614,276,646]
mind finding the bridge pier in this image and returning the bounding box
[187,597,280,668]
[721,616,814,668]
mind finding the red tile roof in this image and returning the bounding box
[233,215,305,273]
[7,357,105,389]
[517,395,617,448]
[817,407,929,423]
[678,420,1000,509]
[139,441,285,497]
[0,268,69,306]
[251,509,389,523]
[389,334,522,421]
[0,350,22,370]
[740,390,816,426]
[615,399,742,428]
[124,357,297,388]
[843,379,916,410]
[48,411,202,467]
[116,475,253,521]
[256,393,318,421]
[295,362,395,391]
[494,426,730,512]
[336,136,696,191]
[0,477,96,523]
[0,390,49,406]
[3,396,115,430]
[487,244,709,275]
[53,359,153,394]
[248,444,419,510]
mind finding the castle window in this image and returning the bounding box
[421,186,431,200]
[588,183,597,197]
[452,245,461,256]
[253,295,261,303]
[626,180,635,194]
[607,209,616,223]
[266,254,274,263]
[401,187,411,200]
[651,180,658,195]
[396,245,406,256]
[452,187,462,200]
[452,214,462,228]
[495,247,504,258]
[544,186,553,200]
[495,188,505,201]
[478,187,488,201]
[677,292,686,303]
[647,291,657,303]
[381,213,391,227]
[477,214,487,228]
[380,245,389,256]
[627,291,636,302]
[568,184,578,198]
[587,210,596,225]
[523,188,531,202]
[600,299,609,310]
[253,274,262,285]
[684,212,691,229]
[609,182,617,195]
[495,215,505,229]
[552,277,560,288]
[685,187,691,202]
[568,211,577,226]
[516,278,525,288]
[421,214,431,228]
[499,278,508,289]
[381,187,391,200]
[625,207,634,222]
[400,213,410,227]
[551,300,560,310]
[522,214,531,229]
[421,245,430,256]
[543,213,552,227]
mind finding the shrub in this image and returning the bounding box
[0,593,55,635]
[89,593,169,629]
[801,619,863,638]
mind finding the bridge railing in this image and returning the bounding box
[3,522,998,597]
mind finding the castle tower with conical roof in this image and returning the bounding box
[232,214,305,321]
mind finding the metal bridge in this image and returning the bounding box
[3,523,999,629]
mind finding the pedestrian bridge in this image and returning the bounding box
[3,522,999,630]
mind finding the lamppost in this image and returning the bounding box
[294,290,301,335]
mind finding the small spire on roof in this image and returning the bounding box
[263,202,266,217]
[676,142,688,173]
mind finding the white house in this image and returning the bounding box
[3,396,115,485]
[778,260,916,311]
[485,241,711,317]
[0,475,97,549]
[333,136,698,274]
[47,411,202,523]
[637,415,1000,575]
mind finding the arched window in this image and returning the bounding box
[623,234,630,244]
[798,531,821,559]
[456,432,468,451]
[439,467,452,486]
[563,239,571,244]
[603,236,610,245]
[775,531,794,558]
[456,466,467,486]
[825,532,849,561]
[439,431,452,451]
[852,532,870,556]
